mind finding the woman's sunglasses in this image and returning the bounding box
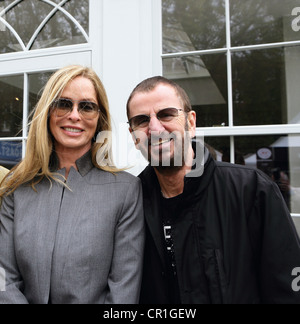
[50,98,100,120]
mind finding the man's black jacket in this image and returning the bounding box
[139,144,300,304]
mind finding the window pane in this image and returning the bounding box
[0,26,22,53]
[4,0,51,47]
[28,71,54,116]
[162,0,226,53]
[31,9,87,50]
[204,137,230,162]
[235,134,300,214]
[231,0,300,46]
[163,54,228,127]
[0,140,22,169]
[51,0,63,4]
[63,0,89,35]
[0,75,23,138]
[232,46,300,126]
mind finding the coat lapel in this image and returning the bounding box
[35,176,65,303]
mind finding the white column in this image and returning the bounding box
[97,0,162,174]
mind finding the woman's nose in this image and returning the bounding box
[68,105,81,120]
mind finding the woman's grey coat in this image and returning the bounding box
[0,152,145,304]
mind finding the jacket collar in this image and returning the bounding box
[50,150,94,177]
[139,139,217,268]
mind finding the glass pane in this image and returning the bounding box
[163,54,228,127]
[235,134,300,214]
[0,25,22,53]
[162,0,226,53]
[0,75,23,138]
[232,46,300,126]
[63,0,89,35]
[204,137,230,162]
[231,0,300,46]
[31,10,87,50]
[0,0,15,6]
[0,141,22,169]
[28,71,54,116]
[4,0,51,47]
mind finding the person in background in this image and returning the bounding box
[126,76,300,304]
[0,65,144,304]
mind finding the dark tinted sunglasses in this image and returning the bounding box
[128,107,184,130]
[50,98,100,120]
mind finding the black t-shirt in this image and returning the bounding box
[161,193,182,304]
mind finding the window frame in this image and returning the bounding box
[160,0,300,217]
[0,0,101,164]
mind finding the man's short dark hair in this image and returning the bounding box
[126,76,192,119]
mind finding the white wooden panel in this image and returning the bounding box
[0,49,92,76]
[100,0,162,174]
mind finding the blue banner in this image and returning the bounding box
[0,141,22,162]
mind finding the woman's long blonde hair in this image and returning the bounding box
[0,65,120,197]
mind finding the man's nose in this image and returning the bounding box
[148,115,165,133]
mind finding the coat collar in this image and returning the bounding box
[50,150,94,177]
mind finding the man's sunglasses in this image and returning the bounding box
[128,107,184,130]
[50,98,100,120]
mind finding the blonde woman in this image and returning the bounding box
[0,65,144,304]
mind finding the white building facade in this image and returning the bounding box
[0,0,300,226]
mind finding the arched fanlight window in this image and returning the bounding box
[0,0,89,53]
